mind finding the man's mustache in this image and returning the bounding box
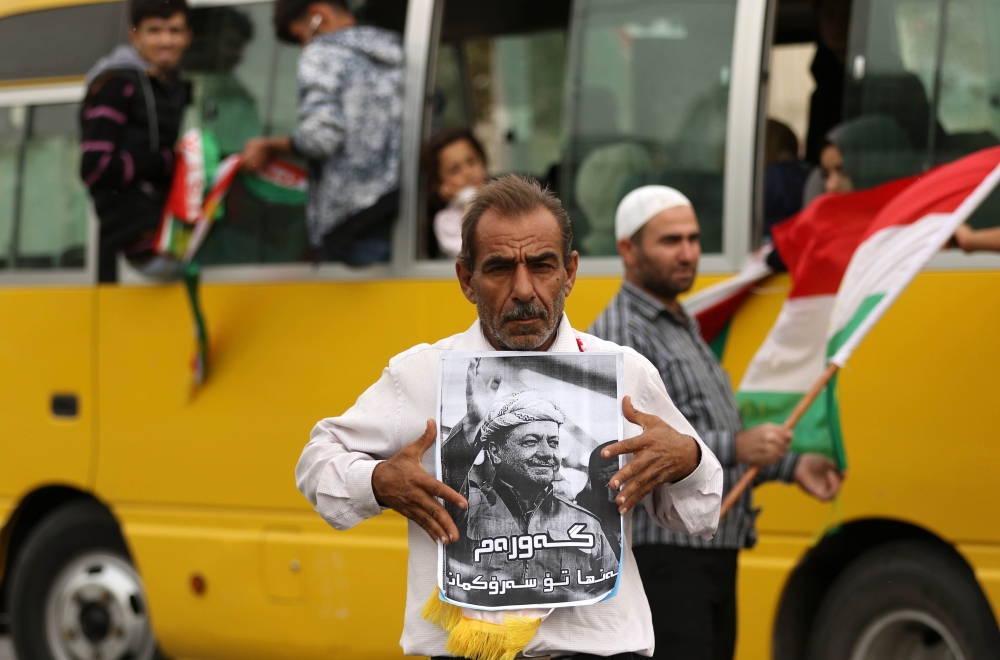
[502,301,548,322]
[526,458,558,468]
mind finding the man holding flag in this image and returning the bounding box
[589,185,841,660]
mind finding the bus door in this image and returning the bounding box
[0,94,97,501]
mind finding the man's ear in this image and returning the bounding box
[456,260,477,304]
[617,237,639,269]
[563,251,579,298]
[128,27,141,48]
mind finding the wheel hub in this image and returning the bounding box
[850,609,966,660]
[45,553,156,660]
[78,601,111,642]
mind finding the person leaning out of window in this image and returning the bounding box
[239,0,404,266]
[80,0,193,283]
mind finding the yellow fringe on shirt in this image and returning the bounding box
[422,591,463,631]
[422,591,542,660]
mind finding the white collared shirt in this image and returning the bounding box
[296,315,723,657]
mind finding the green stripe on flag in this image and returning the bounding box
[827,293,885,358]
[708,320,732,361]
[825,372,848,471]
[242,174,308,205]
[735,388,848,471]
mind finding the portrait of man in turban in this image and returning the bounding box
[443,388,620,607]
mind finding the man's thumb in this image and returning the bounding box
[622,396,650,428]
[414,419,437,452]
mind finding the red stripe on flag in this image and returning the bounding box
[696,287,754,344]
[772,177,916,298]
[863,145,1000,241]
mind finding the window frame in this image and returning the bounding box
[0,82,98,287]
[841,0,1000,271]
[3,0,993,289]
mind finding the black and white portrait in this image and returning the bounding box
[436,351,624,609]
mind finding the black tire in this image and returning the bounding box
[9,499,162,660]
[805,540,1000,660]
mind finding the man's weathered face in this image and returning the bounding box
[130,13,192,73]
[622,205,701,301]
[457,207,578,351]
[489,420,561,492]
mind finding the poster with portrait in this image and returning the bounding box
[436,351,625,610]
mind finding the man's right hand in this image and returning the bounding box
[371,420,468,545]
[239,136,292,172]
[735,423,792,466]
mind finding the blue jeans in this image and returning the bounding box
[324,238,390,266]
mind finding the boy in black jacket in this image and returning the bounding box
[80,0,192,282]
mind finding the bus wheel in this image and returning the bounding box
[9,500,160,660]
[805,540,999,660]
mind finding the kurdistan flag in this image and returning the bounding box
[736,146,1000,470]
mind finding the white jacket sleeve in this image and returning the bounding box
[633,359,723,538]
[295,366,401,530]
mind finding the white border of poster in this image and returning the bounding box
[435,351,625,611]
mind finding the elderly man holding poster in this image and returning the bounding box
[296,175,723,660]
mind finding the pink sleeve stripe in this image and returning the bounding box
[84,106,127,124]
[120,151,134,187]
[84,153,112,186]
[81,140,116,153]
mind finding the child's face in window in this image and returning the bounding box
[821,143,853,194]
[438,139,486,203]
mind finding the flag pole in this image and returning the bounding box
[719,362,840,519]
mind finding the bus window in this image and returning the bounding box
[842,0,1000,191]
[182,3,310,266]
[0,2,127,84]
[420,0,571,260]
[0,103,90,271]
[564,0,739,256]
[934,0,1000,167]
[184,0,409,267]
[0,106,21,270]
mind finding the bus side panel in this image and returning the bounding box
[749,270,1000,544]
[118,506,410,660]
[94,280,477,510]
[735,535,810,660]
[95,273,712,656]
[0,287,93,498]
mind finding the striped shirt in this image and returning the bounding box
[589,281,798,549]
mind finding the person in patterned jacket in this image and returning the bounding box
[240,0,404,266]
[80,0,192,282]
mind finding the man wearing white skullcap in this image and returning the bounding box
[613,185,694,243]
[589,186,842,660]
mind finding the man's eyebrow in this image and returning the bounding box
[525,251,560,264]
[480,252,560,269]
[480,255,517,269]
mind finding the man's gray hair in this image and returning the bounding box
[458,175,573,271]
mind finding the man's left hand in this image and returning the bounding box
[601,396,700,514]
[794,453,842,501]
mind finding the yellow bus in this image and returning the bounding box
[1,0,999,659]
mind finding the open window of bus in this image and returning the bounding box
[418,0,742,265]
[179,0,405,269]
[0,0,121,280]
[761,0,1000,249]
